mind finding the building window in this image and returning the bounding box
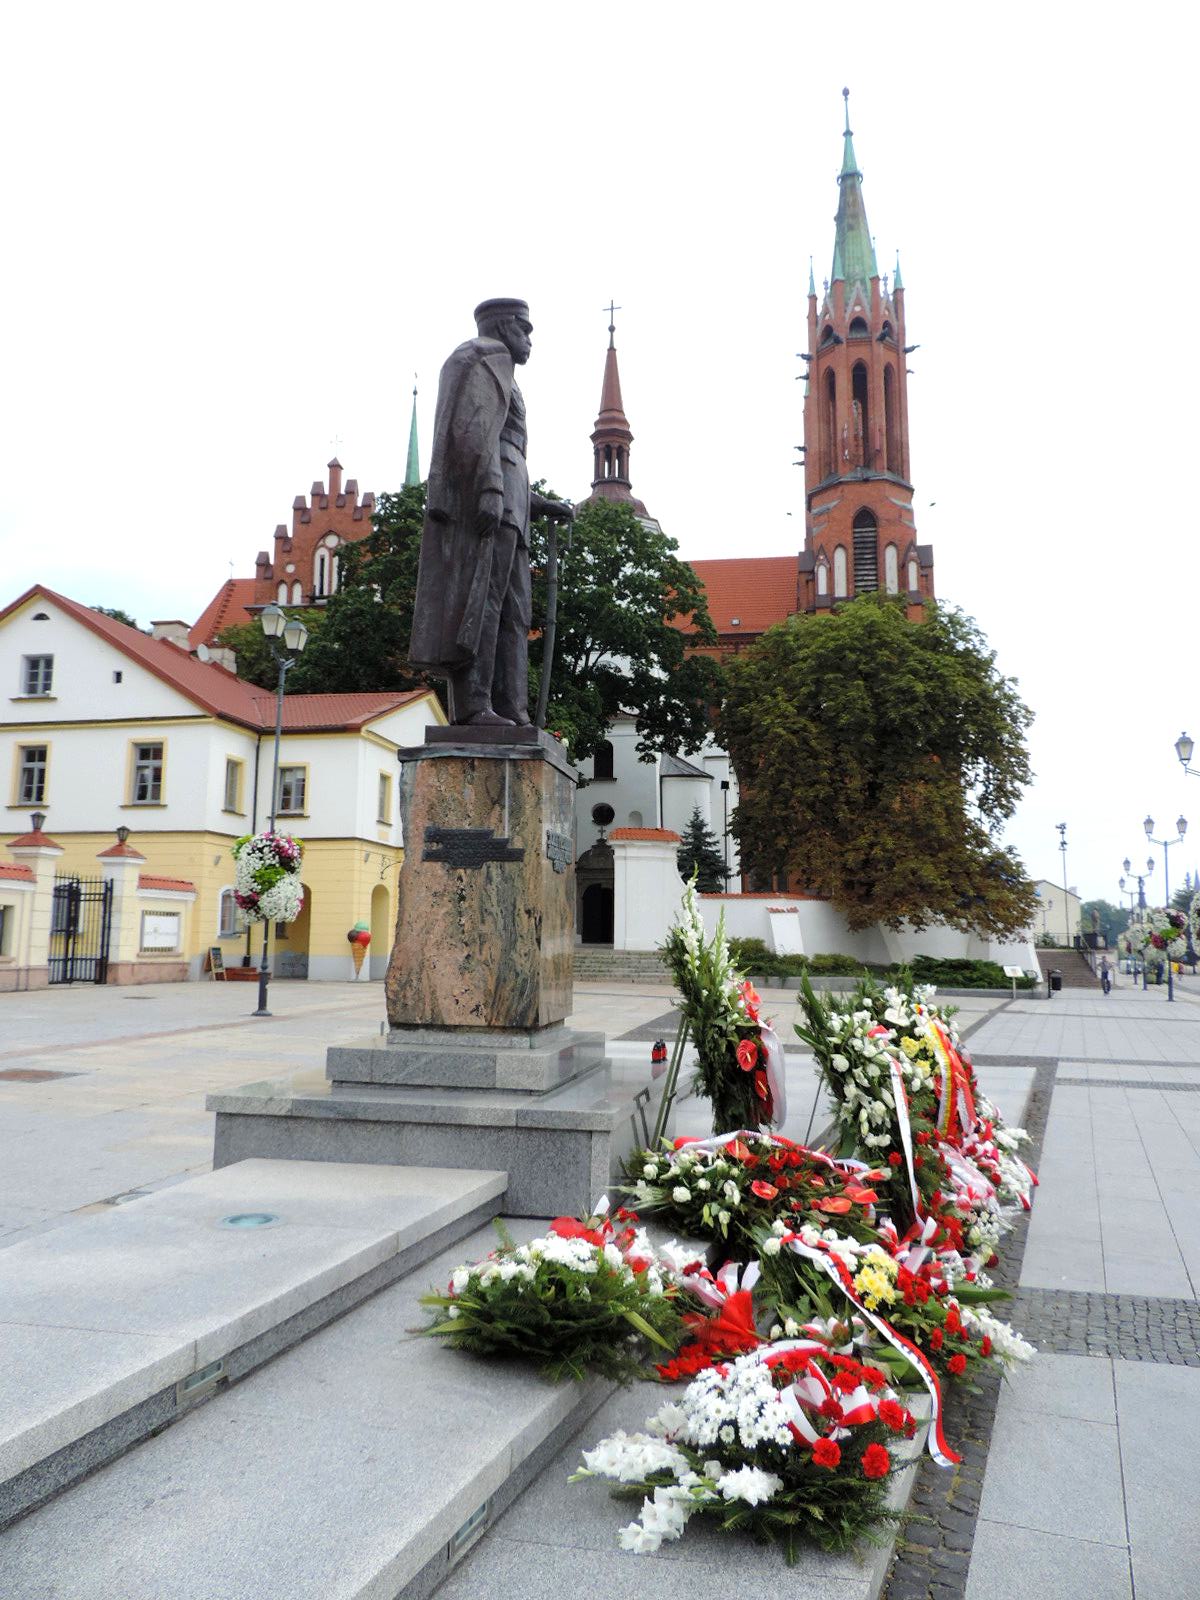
[377,771,392,823]
[908,557,919,592]
[884,544,899,595]
[848,316,869,338]
[833,546,848,598]
[277,582,288,603]
[22,655,53,695]
[851,361,870,469]
[884,363,900,473]
[223,758,243,812]
[816,561,829,597]
[0,903,10,958]
[218,887,242,937]
[593,740,615,781]
[823,369,836,478]
[131,742,164,804]
[18,745,47,805]
[852,508,879,594]
[276,766,306,815]
[291,581,302,604]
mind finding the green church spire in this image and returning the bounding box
[832,88,878,291]
[808,257,816,297]
[893,251,904,291]
[404,381,420,487]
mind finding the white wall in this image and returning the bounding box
[661,774,711,836]
[611,838,683,950]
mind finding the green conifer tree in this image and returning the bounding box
[676,806,728,892]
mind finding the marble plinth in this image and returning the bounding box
[209,1058,671,1217]
[385,730,576,1032]
[327,1027,606,1093]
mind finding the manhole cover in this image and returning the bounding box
[217,1212,282,1230]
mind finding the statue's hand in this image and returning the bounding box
[476,491,503,537]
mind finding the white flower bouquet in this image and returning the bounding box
[231,830,304,923]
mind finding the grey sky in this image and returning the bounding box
[2,2,1196,909]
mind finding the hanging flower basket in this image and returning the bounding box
[232,831,304,924]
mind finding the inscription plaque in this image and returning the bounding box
[545,831,573,874]
[422,826,526,867]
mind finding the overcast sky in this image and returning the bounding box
[2,2,1196,910]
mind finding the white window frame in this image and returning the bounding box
[276,766,307,815]
[131,742,164,804]
[218,886,242,938]
[223,758,242,812]
[18,745,47,804]
[22,655,53,695]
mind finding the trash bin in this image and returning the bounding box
[1049,969,1063,994]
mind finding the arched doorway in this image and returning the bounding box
[581,883,614,945]
[369,882,390,981]
[275,882,311,979]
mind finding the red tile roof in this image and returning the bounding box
[138,874,197,893]
[96,842,147,860]
[608,827,681,843]
[679,556,800,636]
[189,579,260,648]
[0,587,435,734]
[6,828,62,850]
[0,863,35,882]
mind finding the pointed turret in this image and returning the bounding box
[583,305,653,522]
[404,382,421,487]
[832,88,878,292]
[893,251,904,291]
[808,258,816,298]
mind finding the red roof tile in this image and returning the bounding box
[6,828,62,850]
[0,863,35,882]
[678,556,800,636]
[608,827,681,843]
[138,874,196,893]
[0,587,435,734]
[96,842,147,860]
[189,579,260,648]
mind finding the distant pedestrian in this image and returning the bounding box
[1100,955,1112,995]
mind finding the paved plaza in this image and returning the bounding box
[0,976,1197,1597]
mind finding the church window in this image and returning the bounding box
[880,319,894,342]
[816,561,829,597]
[823,369,836,478]
[291,581,302,604]
[628,810,643,827]
[833,546,848,598]
[908,557,919,591]
[884,544,899,594]
[316,554,326,597]
[277,582,288,603]
[819,324,836,349]
[593,740,615,781]
[849,316,869,338]
[884,364,900,473]
[852,508,879,593]
[851,362,870,469]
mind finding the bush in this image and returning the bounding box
[908,956,1036,990]
[722,941,1034,990]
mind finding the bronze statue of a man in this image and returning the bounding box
[408,298,574,726]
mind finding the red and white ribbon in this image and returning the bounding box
[759,1020,788,1126]
[782,1236,961,1467]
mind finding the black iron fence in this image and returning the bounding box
[49,875,114,984]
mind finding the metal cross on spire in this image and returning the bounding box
[603,300,622,348]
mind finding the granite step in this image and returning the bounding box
[0,1159,506,1530]
[0,1219,615,1600]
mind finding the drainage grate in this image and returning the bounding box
[0,1068,84,1083]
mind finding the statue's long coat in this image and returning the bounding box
[408,336,530,673]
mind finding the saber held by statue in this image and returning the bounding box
[534,504,574,730]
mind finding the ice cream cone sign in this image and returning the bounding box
[347,921,371,979]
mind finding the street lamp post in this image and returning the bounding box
[1057,823,1070,947]
[1176,732,1199,778]
[253,605,309,1018]
[1143,814,1188,1003]
[1121,855,1155,987]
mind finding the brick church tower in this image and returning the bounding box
[798,92,934,614]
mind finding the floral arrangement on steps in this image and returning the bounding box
[626,1131,883,1247]
[573,1340,911,1560]
[657,879,785,1136]
[231,831,304,923]
[420,1210,700,1382]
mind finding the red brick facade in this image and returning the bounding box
[191,459,376,647]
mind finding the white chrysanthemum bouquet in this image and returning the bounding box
[231,831,304,923]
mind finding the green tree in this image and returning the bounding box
[676,806,728,891]
[92,606,142,630]
[217,609,327,690]
[718,595,1036,936]
[1080,898,1129,943]
[528,495,724,763]
[1171,872,1198,913]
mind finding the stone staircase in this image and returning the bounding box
[1035,947,1101,989]
[572,948,671,984]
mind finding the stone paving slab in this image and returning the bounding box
[964,1518,1132,1600]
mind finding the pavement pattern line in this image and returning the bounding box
[1006,1289,1200,1365]
[1056,1078,1200,1092]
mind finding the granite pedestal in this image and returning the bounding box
[210,729,669,1214]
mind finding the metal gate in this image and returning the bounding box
[49,875,114,985]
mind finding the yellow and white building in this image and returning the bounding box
[0,584,443,988]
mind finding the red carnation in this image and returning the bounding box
[736,1038,759,1072]
[948,1352,967,1375]
[548,1217,604,1246]
[945,1307,961,1334]
[750,1179,778,1201]
[861,1365,887,1391]
[888,1152,903,1167]
[929,1327,944,1351]
[818,1397,844,1421]
[878,1399,908,1432]
[834,1369,861,1394]
[861,1443,890,1479]
[980,1336,993,1358]
[812,1437,841,1469]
